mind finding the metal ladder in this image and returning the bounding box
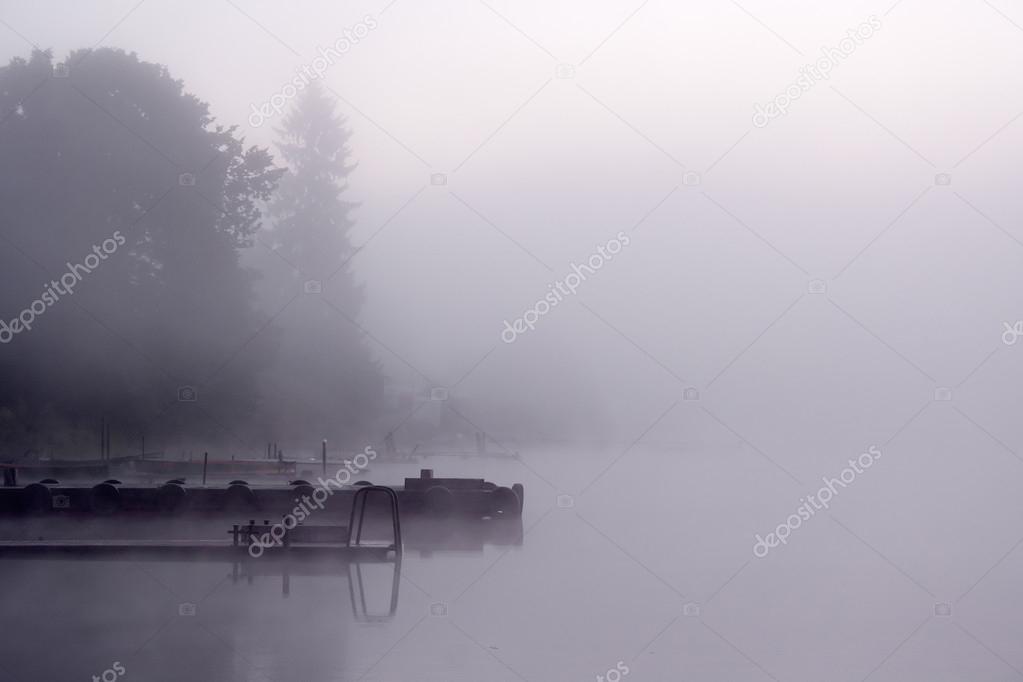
[347,485,402,556]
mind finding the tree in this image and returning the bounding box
[0,48,283,455]
[254,83,385,446]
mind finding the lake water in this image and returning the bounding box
[1,446,1021,681]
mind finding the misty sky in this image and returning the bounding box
[2,0,1022,455]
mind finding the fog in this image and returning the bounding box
[1,0,1022,680]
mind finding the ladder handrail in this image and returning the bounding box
[347,485,402,555]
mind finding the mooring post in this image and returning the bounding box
[322,439,327,476]
[202,452,208,485]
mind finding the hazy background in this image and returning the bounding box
[0,0,1020,469]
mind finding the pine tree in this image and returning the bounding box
[261,83,385,445]
[269,82,359,281]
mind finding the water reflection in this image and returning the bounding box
[0,516,523,681]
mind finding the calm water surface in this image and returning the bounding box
[1,447,1021,681]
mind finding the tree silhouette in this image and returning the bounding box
[254,83,385,446]
[0,48,283,455]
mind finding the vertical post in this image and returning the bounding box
[267,442,271,460]
[202,452,208,485]
[322,439,327,476]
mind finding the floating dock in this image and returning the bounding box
[0,469,524,519]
